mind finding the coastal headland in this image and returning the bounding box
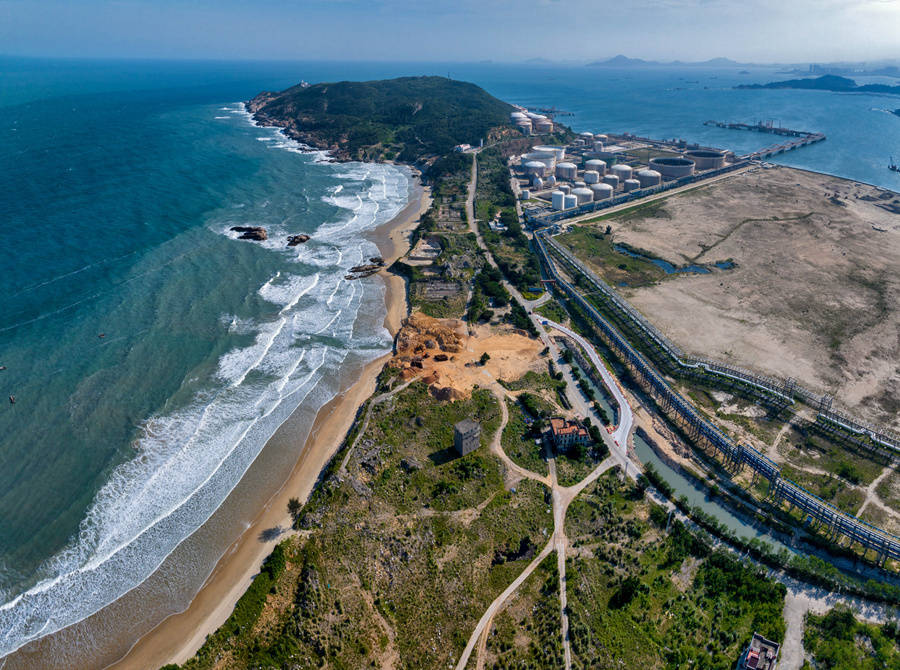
[13,74,900,670]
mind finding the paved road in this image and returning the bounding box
[539,318,633,447]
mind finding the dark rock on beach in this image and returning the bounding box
[230,226,268,241]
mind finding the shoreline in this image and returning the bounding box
[104,172,430,670]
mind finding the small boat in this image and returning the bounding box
[890,156,899,173]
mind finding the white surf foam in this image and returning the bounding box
[0,135,412,659]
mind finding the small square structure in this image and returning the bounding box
[454,419,481,456]
[739,632,779,670]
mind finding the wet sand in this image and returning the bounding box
[76,176,429,670]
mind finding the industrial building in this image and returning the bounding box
[511,128,739,222]
[453,419,481,456]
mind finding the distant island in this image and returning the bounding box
[737,74,900,96]
[587,54,747,68]
[248,76,514,162]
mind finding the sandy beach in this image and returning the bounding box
[98,174,431,670]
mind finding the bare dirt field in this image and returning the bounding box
[391,312,545,400]
[577,165,900,430]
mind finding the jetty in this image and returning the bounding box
[704,119,826,159]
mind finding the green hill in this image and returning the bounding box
[248,76,514,162]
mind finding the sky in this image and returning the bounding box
[2,0,899,64]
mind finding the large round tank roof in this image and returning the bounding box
[585,159,607,168]
[637,169,661,177]
[579,131,594,138]
[650,157,694,167]
[557,162,577,169]
[590,183,613,192]
[572,187,593,195]
[684,149,725,158]
[524,160,547,168]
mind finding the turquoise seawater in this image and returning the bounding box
[0,59,410,656]
[1,57,897,661]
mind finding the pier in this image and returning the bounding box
[704,119,826,159]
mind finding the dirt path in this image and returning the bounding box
[856,465,895,518]
[779,574,898,670]
[458,151,633,669]
[780,590,808,670]
[339,376,420,473]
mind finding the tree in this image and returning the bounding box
[287,497,302,523]
[479,352,491,365]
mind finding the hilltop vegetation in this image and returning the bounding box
[248,76,514,162]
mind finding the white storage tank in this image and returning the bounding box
[596,134,609,143]
[551,190,566,210]
[558,184,571,194]
[535,145,566,161]
[521,189,531,200]
[602,174,619,189]
[574,181,586,189]
[534,118,553,133]
[572,187,593,205]
[593,140,604,152]
[524,160,547,176]
[555,162,577,180]
[590,183,614,200]
[611,164,633,182]
[623,179,641,192]
[516,120,532,135]
[684,149,726,170]
[649,156,695,178]
[564,194,578,209]
[532,176,544,190]
[573,138,585,147]
[524,151,556,170]
[585,159,607,175]
[579,131,594,142]
[510,111,528,122]
[583,170,600,184]
[637,169,662,187]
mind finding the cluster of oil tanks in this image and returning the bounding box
[510,110,553,135]
[524,134,727,211]
[546,155,667,210]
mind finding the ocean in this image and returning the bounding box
[0,57,897,664]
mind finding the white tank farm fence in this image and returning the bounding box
[533,230,900,564]
[542,234,900,455]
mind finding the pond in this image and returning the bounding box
[614,243,711,274]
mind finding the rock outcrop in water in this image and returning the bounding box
[230,226,268,241]
[287,234,311,246]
